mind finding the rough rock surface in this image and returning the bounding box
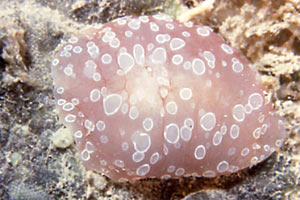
[0,0,299,199]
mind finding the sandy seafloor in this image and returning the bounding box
[0,0,300,199]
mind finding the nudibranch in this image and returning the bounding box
[51,14,286,182]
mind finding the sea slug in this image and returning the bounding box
[51,14,286,182]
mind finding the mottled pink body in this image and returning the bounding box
[51,14,285,182]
